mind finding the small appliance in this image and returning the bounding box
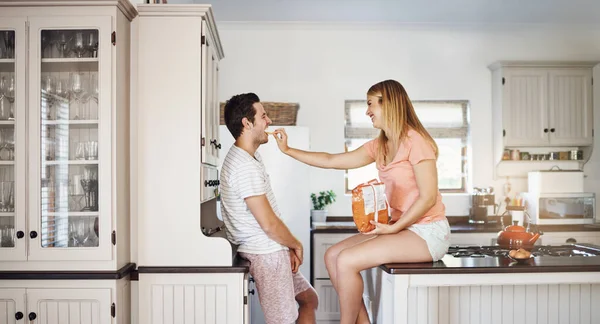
[470,187,497,223]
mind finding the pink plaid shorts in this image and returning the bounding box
[239,250,313,324]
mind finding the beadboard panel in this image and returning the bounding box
[404,284,600,324]
[150,284,229,324]
[315,279,340,322]
[0,300,17,324]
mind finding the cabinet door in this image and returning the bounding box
[502,68,548,146]
[201,21,216,166]
[26,288,111,324]
[212,54,220,162]
[315,279,340,322]
[0,18,27,261]
[313,233,355,279]
[0,289,25,324]
[27,17,112,261]
[548,68,593,146]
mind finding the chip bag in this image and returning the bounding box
[351,179,389,233]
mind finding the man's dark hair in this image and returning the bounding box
[223,93,260,139]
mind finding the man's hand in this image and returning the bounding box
[291,244,304,266]
[289,251,300,273]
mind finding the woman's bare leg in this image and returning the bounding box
[335,230,432,324]
[324,234,375,323]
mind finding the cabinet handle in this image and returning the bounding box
[16,231,24,239]
[29,231,37,239]
[543,128,549,133]
[566,238,577,244]
[28,312,36,321]
[15,312,23,320]
[210,139,222,150]
[249,289,255,295]
[550,128,555,133]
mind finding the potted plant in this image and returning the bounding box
[310,190,336,222]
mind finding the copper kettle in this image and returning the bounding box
[497,221,541,250]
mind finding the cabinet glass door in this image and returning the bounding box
[28,17,111,261]
[0,19,26,261]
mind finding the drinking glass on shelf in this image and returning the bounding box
[72,32,87,58]
[54,31,71,58]
[2,31,14,59]
[1,227,15,248]
[0,77,10,120]
[86,32,98,58]
[69,72,88,119]
[85,141,98,160]
[0,181,13,212]
[74,142,85,160]
[90,73,99,103]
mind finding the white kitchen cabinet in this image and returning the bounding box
[312,233,379,323]
[0,278,130,324]
[490,62,595,147]
[138,272,247,324]
[135,4,232,268]
[0,0,135,272]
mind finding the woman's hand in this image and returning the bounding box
[364,220,399,235]
[272,128,289,153]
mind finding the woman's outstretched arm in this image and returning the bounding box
[272,128,374,170]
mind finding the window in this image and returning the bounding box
[344,100,470,193]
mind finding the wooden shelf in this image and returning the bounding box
[496,160,583,178]
[0,120,15,125]
[0,212,15,217]
[0,59,15,64]
[0,161,14,165]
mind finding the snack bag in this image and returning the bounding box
[351,179,389,233]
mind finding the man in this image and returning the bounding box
[220,93,318,324]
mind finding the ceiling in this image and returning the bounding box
[164,0,600,24]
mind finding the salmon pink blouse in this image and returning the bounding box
[363,129,446,224]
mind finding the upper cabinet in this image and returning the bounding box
[0,1,136,270]
[135,5,232,267]
[494,63,594,147]
[490,61,597,178]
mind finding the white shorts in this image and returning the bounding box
[407,219,451,261]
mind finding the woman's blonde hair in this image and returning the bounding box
[367,79,438,165]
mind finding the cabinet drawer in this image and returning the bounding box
[313,233,354,279]
[539,232,600,246]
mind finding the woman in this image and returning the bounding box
[271,79,450,324]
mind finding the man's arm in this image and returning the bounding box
[245,194,302,254]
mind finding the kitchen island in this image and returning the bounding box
[372,244,600,324]
[311,221,600,324]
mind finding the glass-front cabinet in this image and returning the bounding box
[0,2,135,270]
[0,19,26,262]
[28,17,112,261]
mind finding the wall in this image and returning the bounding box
[217,22,600,217]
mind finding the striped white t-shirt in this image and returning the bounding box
[219,145,287,254]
